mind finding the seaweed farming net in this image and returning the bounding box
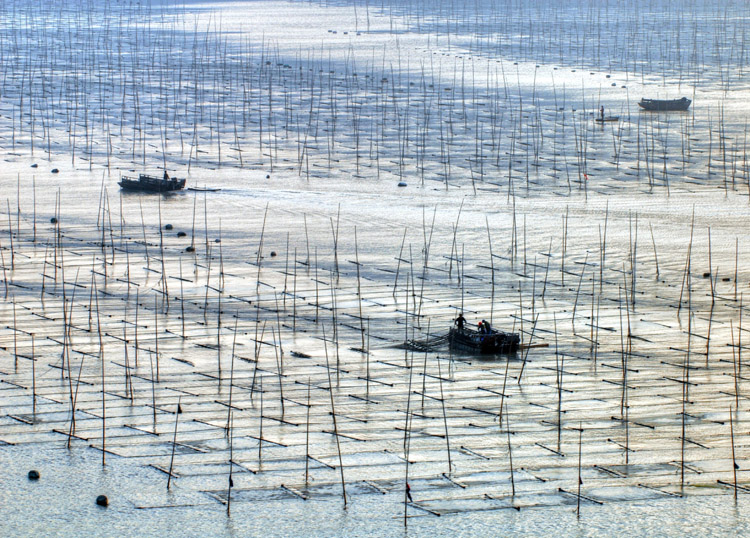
[398,333,451,352]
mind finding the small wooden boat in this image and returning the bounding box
[119,173,186,192]
[448,326,520,354]
[638,97,691,111]
[187,187,222,192]
[595,116,620,123]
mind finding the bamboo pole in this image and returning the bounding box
[167,397,182,490]
[323,324,347,508]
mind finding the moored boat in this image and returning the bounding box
[638,97,691,111]
[187,187,221,192]
[448,326,520,354]
[119,173,186,192]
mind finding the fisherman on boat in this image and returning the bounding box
[163,170,169,180]
[600,106,604,120]
[448,316,520,355]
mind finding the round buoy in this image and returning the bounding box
[270,251,277,257]
[266,174,270,179]
[165,224,173,230]
[214,238,221,243]
[31,163,38,168]
[28,470,40,480]
[51,168,59,174]
[96,495,108,507]
[50,217,58,224]
[177,231,186,237]
[185,246,195,252]
[397,182,407,187]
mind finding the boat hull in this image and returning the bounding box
[638,97,691,111]
[119,174,186,192]
[448,327,520,355]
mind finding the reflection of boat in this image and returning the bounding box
[638,97,691,111]
[119,173,186,192]
[448,326,520,354]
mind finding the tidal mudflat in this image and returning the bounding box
[2,1,750,536]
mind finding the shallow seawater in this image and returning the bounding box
[4,441,750,538]
[2,0,750,536]
[4,442,750,537]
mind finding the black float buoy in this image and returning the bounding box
[214,238,220,243]
[270,251,277,257]
[96,495,108,507]
[185,246,195,252]
[51,168,59,174]
[31,163,38,168]
[266,174,270,179]
[50,217,58,224]
[177,231,186,237]
[28,470,40,480]
[165,224,173,230]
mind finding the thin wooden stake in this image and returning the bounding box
[731,406,738,500]
[323,324,347,508]
[167,397,182,490]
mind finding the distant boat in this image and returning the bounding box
[188,187,221,192]
[638,97,691,111]
[119,173,186,192]
[448,326,520,354]
[595,106,619,122]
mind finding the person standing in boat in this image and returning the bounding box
[163,170,169,180]
[455,313,466,330]
[600,106,604,120]
[482,319,492,334]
